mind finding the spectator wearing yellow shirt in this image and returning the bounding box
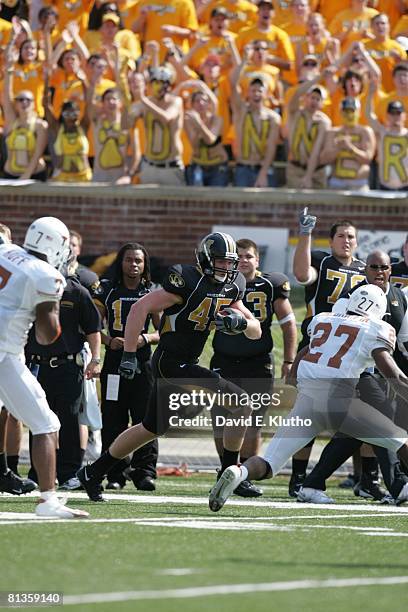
[279,0,311,84]
[295,12,340,75]
[44,88,92,182]
[184,7,238,77]
[84,5,141,60]
[13,39,45,117]
[285,76,331,188]
[280,0,310,48]
[184,80,229,186]
[230,50,281,187]
[329,0,379,51]
[49,48,86,118]
[197,0,258,35]
[2,46,48,181]
[376,62,408,127]
[365,79,408,191]
[197,54,232,147]
[282,55,332,127]
[236,0,294,78]
[132,0,198,62]
[34,6,62,55]
[324,40,383,126]
[373,0,405,30]
[271,0,317,27]
[52,0,94,35]
[237,40,282,110]
[364,14,406,93]
[86,84,136,183]
[84,13,137,84]
[320,96,376,190]
[316,0,351,27]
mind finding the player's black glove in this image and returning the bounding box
[299,206,317,235]
[215,307,248,335]
[118,351,141,379]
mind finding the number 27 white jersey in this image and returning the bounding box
[0,244,66,355]
[298,311,396,380]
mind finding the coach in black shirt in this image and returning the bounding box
[26,275,101,488]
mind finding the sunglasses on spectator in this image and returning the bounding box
[253,46,267,51]
[367,264,390,270]
[388,110,403,115]
[303,61,317,66]
[15,97,33,102]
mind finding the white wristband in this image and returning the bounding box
[278,312,296,326]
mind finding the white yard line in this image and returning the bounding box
[61,576,408,605]
[2,491,408,513]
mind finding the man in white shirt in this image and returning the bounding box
[0,217,88,519]
[209,284,408,511]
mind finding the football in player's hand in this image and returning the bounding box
[215,307,247,335]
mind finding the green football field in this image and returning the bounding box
[1,475,408,612]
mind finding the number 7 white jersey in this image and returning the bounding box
[0,244,65,356]
[298,311,396,380]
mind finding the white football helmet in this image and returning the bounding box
[23,217,70,271]
[346,284,387,321]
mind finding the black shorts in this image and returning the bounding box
[210,353,274,432]
[142,348,249,436]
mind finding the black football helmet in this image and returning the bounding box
[196,232,239,283]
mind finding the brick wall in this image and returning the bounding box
[1,183,407,264]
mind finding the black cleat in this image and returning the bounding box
[76,466,105,502]
[133,476,156,491]
[234,479,263,498]
[353,479,387,501]
[0,470,37,495]
[288,472,306,498]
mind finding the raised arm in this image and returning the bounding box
[293,207,318,284]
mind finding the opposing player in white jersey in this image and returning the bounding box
[209,284,408,511]
[0,217,88,519]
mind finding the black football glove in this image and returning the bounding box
[215,307,248,335]
[118,351,141,380]
[299,206,317,235]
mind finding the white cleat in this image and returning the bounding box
[396,483,408,506]
[209,465,245,512]
[297,487,335,504]
[35,495,89,519]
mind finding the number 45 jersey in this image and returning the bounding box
[298,311,396,381]
[159,264,245,362]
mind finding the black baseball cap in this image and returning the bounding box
[341,97,359,111]
[211,7,229,18]
[387,100,404,113]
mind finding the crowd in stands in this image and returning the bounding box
[0,0,407,189]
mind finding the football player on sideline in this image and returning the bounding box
[0,217,89,518]
[209,284,408,511]
[210,238,297,497]
[289,208,367,496]
[78,233,261,502]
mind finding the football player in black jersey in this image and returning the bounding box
[391,235,408,291]
[211,238,297,497]
[78,233,262,501]
[290,208,366,496]
[92,243,160,491]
